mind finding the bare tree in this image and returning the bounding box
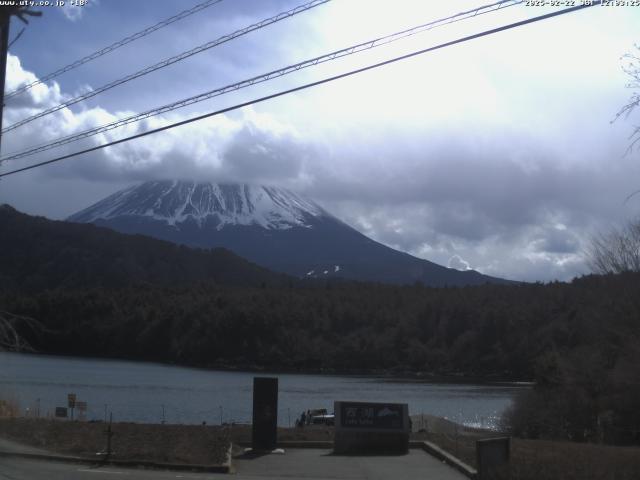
[591,46,640,273]
[588,219,640,274]
[0,310,42,352]
[614,44,640,153]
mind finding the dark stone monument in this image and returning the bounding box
[334,401,409,454]
[476,437,510,480]
[252,377,278,451]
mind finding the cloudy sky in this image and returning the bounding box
[1,0,639,282]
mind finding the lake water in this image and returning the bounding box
[0,352,527,429]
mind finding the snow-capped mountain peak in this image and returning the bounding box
[67,179,512,287]
[68,180,328,230]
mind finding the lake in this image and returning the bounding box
[0,352,527,429]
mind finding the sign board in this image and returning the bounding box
[67,393,76,408]
[340,402,404,429]
[76,401,87,411]
[334,401,409,454]
[476,437,510,480]
[252,377,278,451]
[55,407,68,418]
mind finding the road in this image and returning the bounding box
[0,449,468,480]
[0,457,219,479]
[233,448,468,479]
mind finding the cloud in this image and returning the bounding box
[319,200,594,282]
[61,3,87,22]
[448,255,471,271]
[37,107,314,189]
[4,55,65,110]
[2,19,639,285]
[531,225,581,255]
[1,55,310,188]
[217,109,311,185]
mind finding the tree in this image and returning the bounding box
[0,310,42,352]
[584,47,640,274]
[614,44,640,153]
[588,218,640,274]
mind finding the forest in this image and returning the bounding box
[3,272,638,379]
[2,204,640,444]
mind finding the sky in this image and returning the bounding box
[0,0,639,282]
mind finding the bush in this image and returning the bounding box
[0,396,21,417]
[503,344,640,445]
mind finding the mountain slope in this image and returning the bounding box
[0,204,290,292]
[68,180,513,287]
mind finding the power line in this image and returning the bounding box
[1,0,524,163]
[0,6,41,156]
[8,26,25,49]
[1,0,329,134]
[0,2,601,179]
[4,0,224,100]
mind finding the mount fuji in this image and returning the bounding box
[68,180,511,286]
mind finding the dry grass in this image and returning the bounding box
[0,396,20,417]
[421,425,640,480]
[506,439,640,480]
[3,417,639,478]
[0,418,230,465]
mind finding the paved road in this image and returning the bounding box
[0,457,219,480]
[234,448,467,480]
[0,449,467,480]
[0,438,53,455]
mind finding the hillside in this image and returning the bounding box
[0,204,290,291]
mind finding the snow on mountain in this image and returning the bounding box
[68,180,328,230]
[68,180,514,287]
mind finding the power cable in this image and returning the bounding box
[0,0,524,163]
[4,0,224,100]
[0,2,601,179]
[1,0,329,134]
[8,26,25,48]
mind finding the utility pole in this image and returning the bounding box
[0,8,12,152]
[0,5,41,155]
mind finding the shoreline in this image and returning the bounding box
[1,350,534,386]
